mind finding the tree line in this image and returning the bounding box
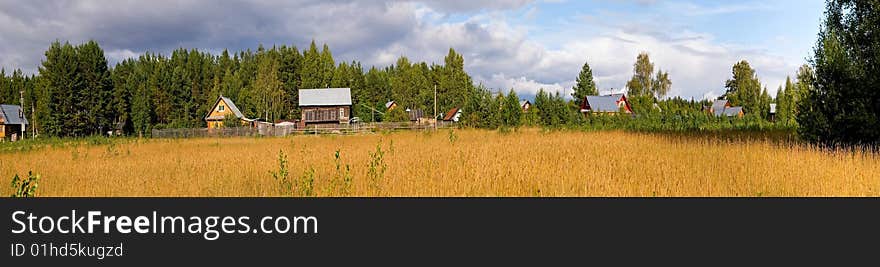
[3,41,475,137]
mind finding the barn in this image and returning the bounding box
[299,88,352,126]
[0,104,28,141]
[580,94,633,114]
[204,95,251,128]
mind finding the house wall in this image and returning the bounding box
[206,98,248,129]
[301,106,351,125]
[209,98,233,118]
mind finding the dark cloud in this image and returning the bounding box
[0,0,531,73]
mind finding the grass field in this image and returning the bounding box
[2,129,878,197]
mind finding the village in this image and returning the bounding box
[0,85,765,141]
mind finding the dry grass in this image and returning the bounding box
[1,129,878,197]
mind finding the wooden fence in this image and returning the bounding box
[151,121,456,138]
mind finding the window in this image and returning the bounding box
[219,105,225,112]
[339,108,344,119]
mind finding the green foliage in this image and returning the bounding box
[571,61,598,106]
[270,150,292,196]
[384,107,409,122]
[367,141,387,196]
[798,0,880,148]
[222,113,240,128]
[625,52,671,98]
[724,60,765,118]
[298,167,316,197]
[448,128,458,145]
[502,89,522,127]
[10,171,39,197]
[329,149,353,196]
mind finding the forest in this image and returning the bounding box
[0,0,878,148]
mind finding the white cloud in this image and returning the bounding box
[0,0,807,100]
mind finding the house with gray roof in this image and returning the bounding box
[299,88,352,126]
[579,94,633,114]
[709,99,744,118]
[0,104,29,141]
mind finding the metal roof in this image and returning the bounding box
[723,106,743,117]
[205,96,245,120]
[385,101,395,109]
[712,100,729,116]
[585,95,624,112]
[443,107,461,121]
[0,105,28,125]
[299,88,352,106]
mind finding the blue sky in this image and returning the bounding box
[0,0,827,100]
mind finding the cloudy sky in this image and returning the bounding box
[0,0,825,99]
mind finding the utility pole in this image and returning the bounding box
[433,84,437,130]
[20,90,25,140]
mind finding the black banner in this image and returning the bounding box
[2,198,878,265]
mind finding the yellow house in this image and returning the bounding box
[204,96,251,128]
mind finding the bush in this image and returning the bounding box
[10,171,39,197]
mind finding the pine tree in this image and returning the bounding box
[571,61,597,107]
[502,89,522,127]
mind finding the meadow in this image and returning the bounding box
[2,129,878,197]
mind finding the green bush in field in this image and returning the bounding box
[10,171,39,197]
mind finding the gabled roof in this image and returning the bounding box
[443,107,461,121]
[0,104,28,125]
[584,95,625,112]
[205,96,245,120]
[711,100,729,116]
[722,106,743,117]
[519,100,530,107]
[299,88,352,106]
[385,101,396,109]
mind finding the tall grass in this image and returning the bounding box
[0,129,877,196]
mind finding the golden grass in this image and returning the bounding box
[2,129,878,197]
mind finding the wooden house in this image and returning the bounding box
[299,88,352,126]
[579,94,633,114]
[709,99,745,118]
[0,104,28,141]
[204,95,251,128]
[443,107,462,122]
[520,100,532,112]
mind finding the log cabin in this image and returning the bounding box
[298,88,352,126]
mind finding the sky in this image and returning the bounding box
[0,0,826,100]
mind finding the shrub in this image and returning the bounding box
[367,142,387,196]
[270,150,292,196]
[10,171,39,197]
